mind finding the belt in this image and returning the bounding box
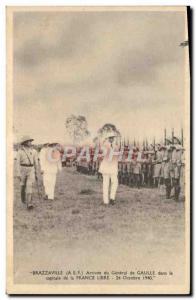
[20,164,33,167]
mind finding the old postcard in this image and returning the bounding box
[6,6,190,294]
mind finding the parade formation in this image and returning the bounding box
[76,136,185,203]
[15,126,185,210]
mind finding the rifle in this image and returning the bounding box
[172,128,174,144]
[164,128,167,146]
[181,128,184,146]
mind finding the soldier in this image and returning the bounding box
[132,149,142,189]
[16,136,39,209]
[118,161,123,184]
[39,143,62,200]
[162,145,174,199]
[171,144,183,201]
[141,150,148,187]
[122,161,128,185]
[99,132,120,205]
[159,145,167,197]
[180,147,185,197]
[153,144,163,187]
[147,146,155,188]
[127,161,133,187]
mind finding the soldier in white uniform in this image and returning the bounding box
[16,136,39,209]
[39,143,62,200]
[99,132,120,205]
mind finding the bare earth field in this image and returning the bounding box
[13,166,185,285]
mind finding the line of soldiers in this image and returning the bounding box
[14,135,185,210]
[76,142,185,201]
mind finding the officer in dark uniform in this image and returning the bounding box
[16,136,39,209]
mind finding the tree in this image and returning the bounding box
[97,123,121,138]
[65,115,90,145]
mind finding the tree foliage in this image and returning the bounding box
[65,115,90,144]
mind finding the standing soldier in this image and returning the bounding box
[158,145,167,197]
[99,131,120,205]
[180,146,185,197]
[147,145,156,188]
[132,148,142,189]
[16,136,39,209]
[39,143,62,200]
[141,150,148,186]
[153,144,162,187]
[171,144,183,201]
[118,161,123,184]
[162,145,174,199]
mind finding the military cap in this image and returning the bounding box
[20,135,34,144]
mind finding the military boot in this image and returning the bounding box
[26,193,34,210]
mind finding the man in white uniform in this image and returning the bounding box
[99,132,120,205]
[39,143,62,200]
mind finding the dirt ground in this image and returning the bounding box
[13,166,186,285]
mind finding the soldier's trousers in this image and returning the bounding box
[102,174,118,204]
[20,166,34,194]
[165,178,171,199]
[43,172,57,199]
[153,177,159,188]
[134,174,141,188]
[142,172,148,186]
[173,178,181,201]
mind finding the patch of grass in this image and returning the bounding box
[79,189,95,195]
[72,209,80,214]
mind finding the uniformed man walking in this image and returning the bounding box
[39,143,62,200]
[99,132,120,205]
[16,136,39,209]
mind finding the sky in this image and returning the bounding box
[13,8,188,145]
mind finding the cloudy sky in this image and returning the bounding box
[13,8,188,144]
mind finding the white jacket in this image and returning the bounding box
[99,140,119,175]
[39,147,62,174]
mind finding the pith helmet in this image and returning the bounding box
[103,131,119,140]
[20,135,34,145]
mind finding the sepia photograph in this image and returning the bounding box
[6,6,190,294]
